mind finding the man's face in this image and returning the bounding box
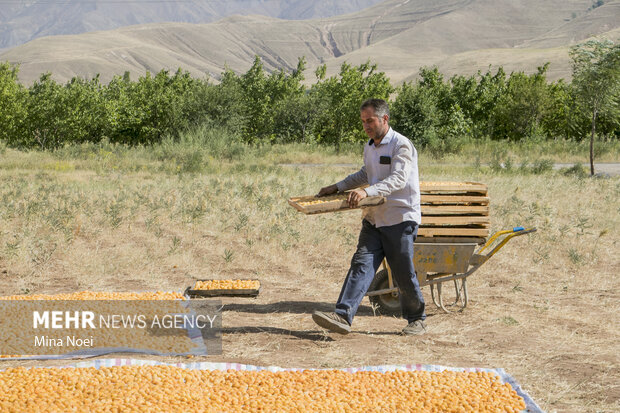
[360,107,389,142]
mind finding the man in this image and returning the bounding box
[312,98,427,336]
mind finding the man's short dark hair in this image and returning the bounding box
[360,99,389,118]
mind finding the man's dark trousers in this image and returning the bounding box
[334,219,426,326]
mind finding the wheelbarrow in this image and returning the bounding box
[366,227,537,314]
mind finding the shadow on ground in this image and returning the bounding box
[222,326,403,340]
[222,301,376,316]
[222,326,334,341]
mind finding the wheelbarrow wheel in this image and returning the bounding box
[368,269,401,316]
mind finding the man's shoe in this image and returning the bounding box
[312,311,351,335]
[402,320,427,336]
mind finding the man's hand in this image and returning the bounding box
[317,184,338,197]
[347,189,368,208]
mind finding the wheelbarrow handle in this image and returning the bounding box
[477,226,537,257]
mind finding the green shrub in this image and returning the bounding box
[563,163,588,178]
[530,159,554,174]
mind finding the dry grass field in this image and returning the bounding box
[0,142,618,412]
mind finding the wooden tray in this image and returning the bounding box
[185,280,260,298]
[288,194,385,215]
[420,181,488,195]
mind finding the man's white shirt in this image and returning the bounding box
[336,128,421,228]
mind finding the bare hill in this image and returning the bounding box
[519,1,620,48]
[0,0,384,50]
[317,0,618,82]
[425,5,620,83]
[1,0,618,85]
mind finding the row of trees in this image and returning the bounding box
[0,57,392,151]
[0,40,618,154]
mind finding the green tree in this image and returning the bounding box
[106,69,200,145]
[449,73,479,126]
[311,61,393,149]
[542,79,573,140]
[570,39,620,175]
[22,73,66,149]
[236,56,306,142]
[0,62,26,146]
[21,74,110,149]
[391,80,442,147]
[62,76,108,144]
[493,64,553,141]
[392,67,470,153]
[448,67,508,139]
[194,70,247,133]
[473,67,507,138]
[272,90,327,143]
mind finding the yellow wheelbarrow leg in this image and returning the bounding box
[461,277,468,309]
[430,283,439,308]
[432,277,468,313]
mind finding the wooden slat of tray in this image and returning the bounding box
[418,227,490,237]
[421,216,490,226]
[416,236,487,244]
[421,195,490,205]
[288,195,385,215]
[422,205,489,215]
[420,181,487,195]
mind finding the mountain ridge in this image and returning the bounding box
[1,0,619,85]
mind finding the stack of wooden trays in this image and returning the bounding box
[419,181,489,239]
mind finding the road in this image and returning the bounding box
[552,162,620,176]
